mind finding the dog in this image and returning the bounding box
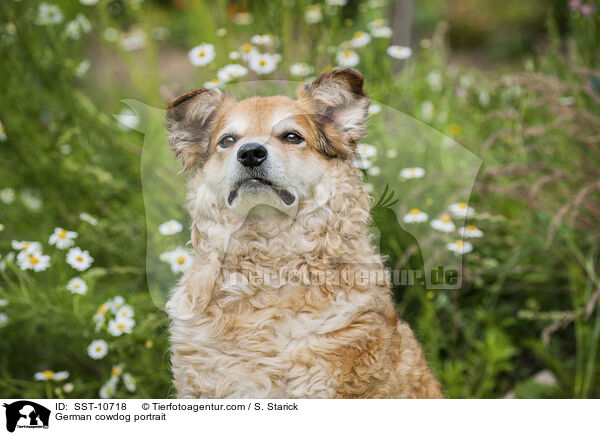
[165,68,443,398]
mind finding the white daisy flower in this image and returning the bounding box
[336,49,359,67]
[365,183,374,193]
[36,3,63,26]
[116,108,139,131]
[238,43,258,61]
[34,370,69,381]
[217,64,248,82]
[0,224,4,232]
[368,18,386,29]
[304,5,323,23]
[0,299,7,307]
[350,31,371,48]
[356,143,377,158]
[400,167,425,179]
[49,227,77,249]
[80,0,99,5]
[0,313,7,327]
[448,202,474,217]
[12,240,42,254]
[75,60,90,78]
[188,43,215,66]
[232,12,252,25]
[0,121,6,142]
[368,104,381,116]
[88,339,108,360]
[386,149,398,159]
[367,166,381,176]
[21,190,42,212]
[111,364,124,379]
[427,70,443,92]
[228,51,241,60]
[289,62,313,77]
[107,296,126,313]
[115,305,134,321]
[403,209,428,223]
[99,377,118,399]
[66,247,94,271]
[386,45,412,59]
[371,26,393,38]
[250,34,275,46]
[421,101,435,122]
[431,214,456,233]
[62,383,74,393]
[17,251,51,272]
[479,90,490,106]
[160,247,193,273]
[108,317,135,336]
[123,373,136,392]
[0,188,15,204]
[447,240,473,255]
[328,0,347,5]
[158,220,183,235]
[203,78,222,89]
[459,225,483,238]
[352,158,372,170]
[66,277,88,295]
[120,28,146,51]
[248,52,280,75]
[79,212,98,225]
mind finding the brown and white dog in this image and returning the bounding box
[165,68,443,398]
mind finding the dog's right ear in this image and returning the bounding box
[166,88,234,170]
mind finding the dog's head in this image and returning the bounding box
[166,68,369,220]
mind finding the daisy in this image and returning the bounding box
[421,101,435,121]
[304,5,323,23]
[350,31,371,48]
[160,247,194,273]
[250,34,275,46]
[123,373,136,392]
[238,43,258,61]
[290,62,313,77]
[36,3,64,26]
[34,370,69,381]
[107,296,126,313]
[400,167,425,179]
[232,12,252,25]
[203,79,221,90]
[188,43,215,67]
[427,70,443,92]
[80,0,99,4]
[79,212,98,225]
[371,26,393,38]
[336,49,359,67]
[217,64,248,83]
[448,202,474,217]
[248,52,280,75]
[356,143,377,159]
[115,305,135,321]
[229,51,241,60]
[108,317,135,336]
[99,377,118,399]
[386,149,398,159]
[447,240,473,255]
[0,313,7,327]
[0,121,7,142]
[328,0,347,5]
[121,28,146,51]
[49,227,77,249]
[431,214,456,233]
[111,364,124,378]
[459,225,483,238]
[158,220,183,236]
[66,247,94,271]
[17,251,51,272]
[368,104,381,116]
[63,383,74,393]
[352,158,372,170]
[12,240,42,254]
[75,60,91,78]
[368,166,381,176]
[88,339,108,360]
[403,209,428,223]
[0,299,7,307]
[0,223,4,231]
[21,190,42,212]
[66,277,88,295]
[116,108,139,131]
[0,188,15,204]
[386,45,412,59]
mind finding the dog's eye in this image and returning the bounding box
[281,131,304,144]
[218,135,237,148]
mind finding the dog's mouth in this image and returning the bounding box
[228,177,296,206]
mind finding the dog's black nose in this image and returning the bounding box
[237,142,267,168]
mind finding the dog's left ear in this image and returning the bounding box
[298,68,370,158]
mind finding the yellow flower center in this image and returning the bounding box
[42,370,54,379]
[467,225,477,231]
[98,304,108,314]
[409,209,421,215]
[76,256,83,262]
[344,50,352,58]
[177,256,186,265]
[260,60,266,66]
[456,241,464,247]
[29,256,39,265]
[198,51,205,57]
[118,324,125,330]
[354,31,364,38]
[242,44,251,53]
[96,346,102,352]
[58,230,67,238]
[111,367,121,376]
[441,216,451,223]
[459,202,467,209]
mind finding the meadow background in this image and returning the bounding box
[0,0,599,398]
